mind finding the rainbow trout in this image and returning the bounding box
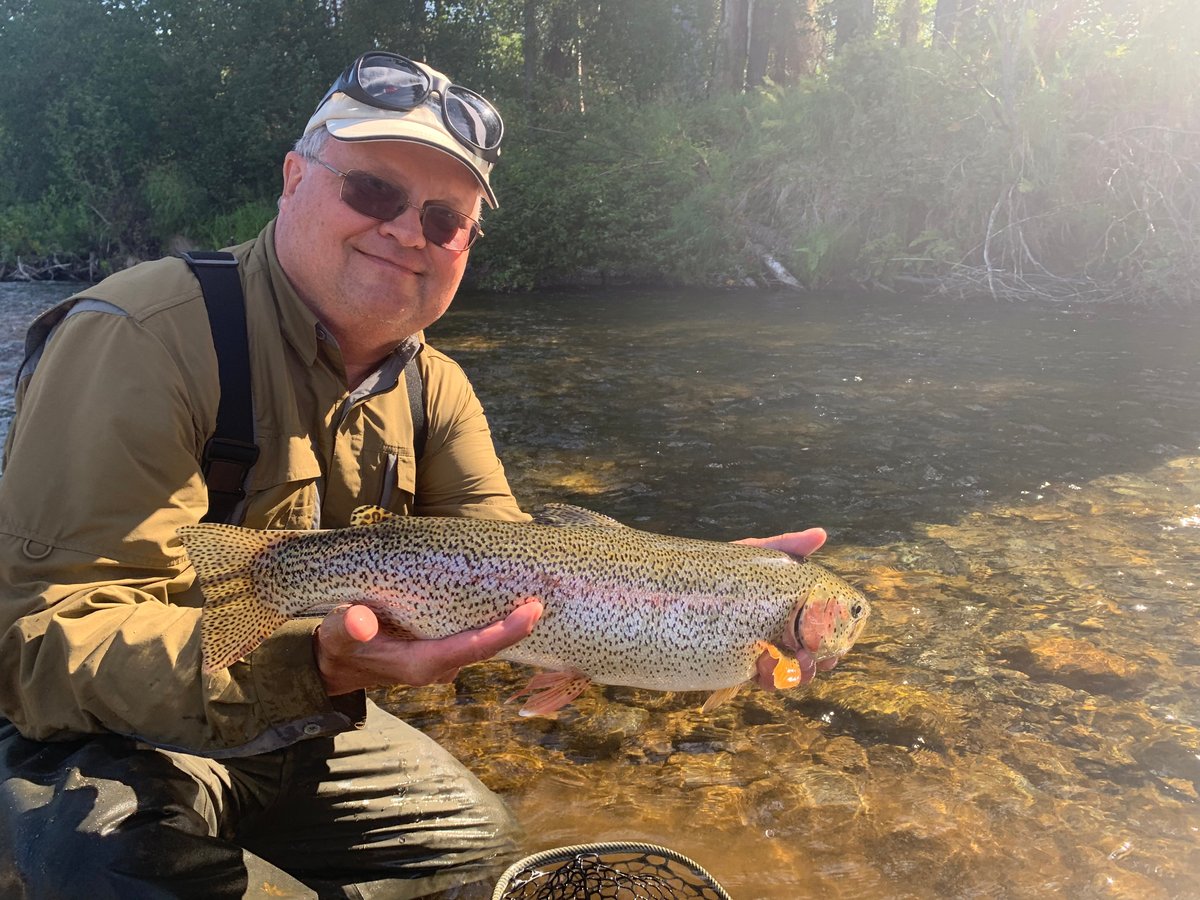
[179,504,870,716]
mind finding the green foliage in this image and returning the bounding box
[0,193,100,260]
[143,164,209,246]
[193,200,279,251]
[473,101,718,289]
[0,0,1197,304]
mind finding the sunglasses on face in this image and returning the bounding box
[310,157,483,252]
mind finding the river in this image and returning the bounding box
[2,280,1198,898]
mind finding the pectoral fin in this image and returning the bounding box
[758,640,803,689]
[507,669,592,717]
[701,684,743,713]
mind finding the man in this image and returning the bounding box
[0,52,828,898]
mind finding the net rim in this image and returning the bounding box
[491,841,734,900]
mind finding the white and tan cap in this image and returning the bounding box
[304,88,499,208]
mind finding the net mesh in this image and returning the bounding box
[492,842,733,900]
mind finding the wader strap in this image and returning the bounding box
[180,251,259,525]
[405,356,426,462]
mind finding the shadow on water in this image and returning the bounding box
[4,282,1199,897]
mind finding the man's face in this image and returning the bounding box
[275,136,483,358]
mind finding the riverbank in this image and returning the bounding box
[2,247,1175,308]
[0,253,118,284]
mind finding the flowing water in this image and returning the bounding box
[2,281,1198,898]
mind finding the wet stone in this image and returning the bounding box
[560,703,652,758]
[895,539,971,576]
[1001,636,1142,695]
[472,747,546,794]
[801,771,866,813]
[813,735,870,772]
[1131,739,1200,794]
[662,749,746,789]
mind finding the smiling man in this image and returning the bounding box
[0,52,827,898]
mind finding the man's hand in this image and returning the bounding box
[314,600,544,696]
[735,528,836,690]
[736,528,826,558]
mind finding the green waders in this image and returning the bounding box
[0,701,519,899]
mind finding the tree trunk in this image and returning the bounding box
[934,0,958,44]
[746,0,779,89]
[770,1,791,84]
[408,0,427,60]
[719,0,750,93]
[542,3,575,80]
[834,0,874,49]
[1036,0,1085,69]
[897,0,922,47]
[575,2,586,114]
[522,0,539,108]
[792,0,821,78]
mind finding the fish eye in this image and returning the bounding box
[850,601,865,619]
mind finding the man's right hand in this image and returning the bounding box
[314,600,544,696]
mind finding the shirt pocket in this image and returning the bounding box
[243,435,324,530]
[376,445,417,515]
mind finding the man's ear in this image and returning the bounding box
[280,152,306,202]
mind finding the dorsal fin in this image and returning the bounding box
[531,503,626,528]
[350,505,403,527]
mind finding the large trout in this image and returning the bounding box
[179,504,870,716]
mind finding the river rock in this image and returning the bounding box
[1000,635,1141,695]
[561,703,652,757]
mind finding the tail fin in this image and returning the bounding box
[178,523,289,674]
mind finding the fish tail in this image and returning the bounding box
[178,523,290,674]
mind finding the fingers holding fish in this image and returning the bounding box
[314,598,545,696]
[816,653,843,672]
[734,527,827,559]
[342,603,380,643]
[741,527,831,693]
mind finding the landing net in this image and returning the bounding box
[492,842,733,900]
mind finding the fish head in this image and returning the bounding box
[782,574,871,663]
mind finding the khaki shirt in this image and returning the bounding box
[0,221,528,756]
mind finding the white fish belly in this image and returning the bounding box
[498,586,794,691]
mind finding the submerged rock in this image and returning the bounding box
[998,635,1142,695]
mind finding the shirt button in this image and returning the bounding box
[303,723,321,736]
[315,325,328,341]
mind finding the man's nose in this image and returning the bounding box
[378,204,426,248]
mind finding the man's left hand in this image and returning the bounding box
[734,528,835,690]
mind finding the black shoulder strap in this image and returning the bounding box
[180,251,260,525]
[404,355,426,462]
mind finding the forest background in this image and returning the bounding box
[0,0,1197,304]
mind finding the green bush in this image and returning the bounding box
[192,201,279,252]
[2,2,1197,304]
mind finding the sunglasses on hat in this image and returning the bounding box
[310,157,483,252]
[318,52,503,164]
